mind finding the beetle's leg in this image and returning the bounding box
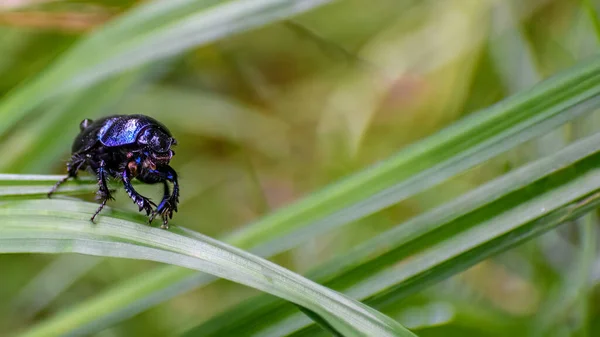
[149,165,179,229]
[158,181,171,211]
[95,160,114,200]
[48,154,85,198]
[149,181,170,226]
[122,162,156,217]
[91,160,113,223]
[90,199,108,223]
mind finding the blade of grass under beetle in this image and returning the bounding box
[0,174,97,199]
[181,130,600,336]
[0,199,415,337]
[0,60,186,322]
[0,0,335,139]
[19,56,600,336]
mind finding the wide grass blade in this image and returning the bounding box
[17,54,600,336]
[0,174,96,200]
[182,127,600,336]
[0,199,415,337]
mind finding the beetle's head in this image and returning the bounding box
[138,127,177,164]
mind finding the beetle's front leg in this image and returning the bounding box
[150,165,179,229]
[122,161,156,216]
[48,154,86,198]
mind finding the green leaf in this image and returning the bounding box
[20,54,600,336]
[183,125,600,336]
[0,199,415,337]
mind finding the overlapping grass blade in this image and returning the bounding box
[0,199,415,337]
[227,55,600,249]
[182,128,600,336]
[0,0,335,139]
[12,255,103,320]
[16,54,600,336]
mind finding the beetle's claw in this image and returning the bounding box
[135,197,155,216]
[161,211,171,229]
[149,210,158,224]
[151,200,177,229]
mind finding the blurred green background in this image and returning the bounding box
[1,0,600,336]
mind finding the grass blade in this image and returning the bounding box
[0,0,335,139]
[183,127,600,336]
[0,199,415,337]
[12,255,102,320]
[228,55,600,249]
[18,54,600,335]
[0,174,96,199]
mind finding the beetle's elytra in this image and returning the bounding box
[48,114,180,229]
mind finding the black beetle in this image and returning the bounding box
[48,114,180,229]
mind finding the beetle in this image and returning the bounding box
[48,114,180,229]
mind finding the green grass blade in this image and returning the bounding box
[183,128,600,336]
[12,255,103,320]
[18,54,600,335]
[530,214,598,336]
[296,306,345,337]
[228,55,600,249]
[0,199,415,337]
[0,0,334,139]
[583,0,600,42]
[0,174,96,199]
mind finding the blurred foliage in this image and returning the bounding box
[1,0,600,336]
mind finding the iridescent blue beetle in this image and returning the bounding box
[48,114,180,229]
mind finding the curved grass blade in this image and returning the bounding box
[296,306,344,337]
[0,199,415,337]
[228,55,600,250]
[11,255,103,320]
[182,129,600,336]
[0,0,335,139]
[530,213,598,336]
[17,54,600,336]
